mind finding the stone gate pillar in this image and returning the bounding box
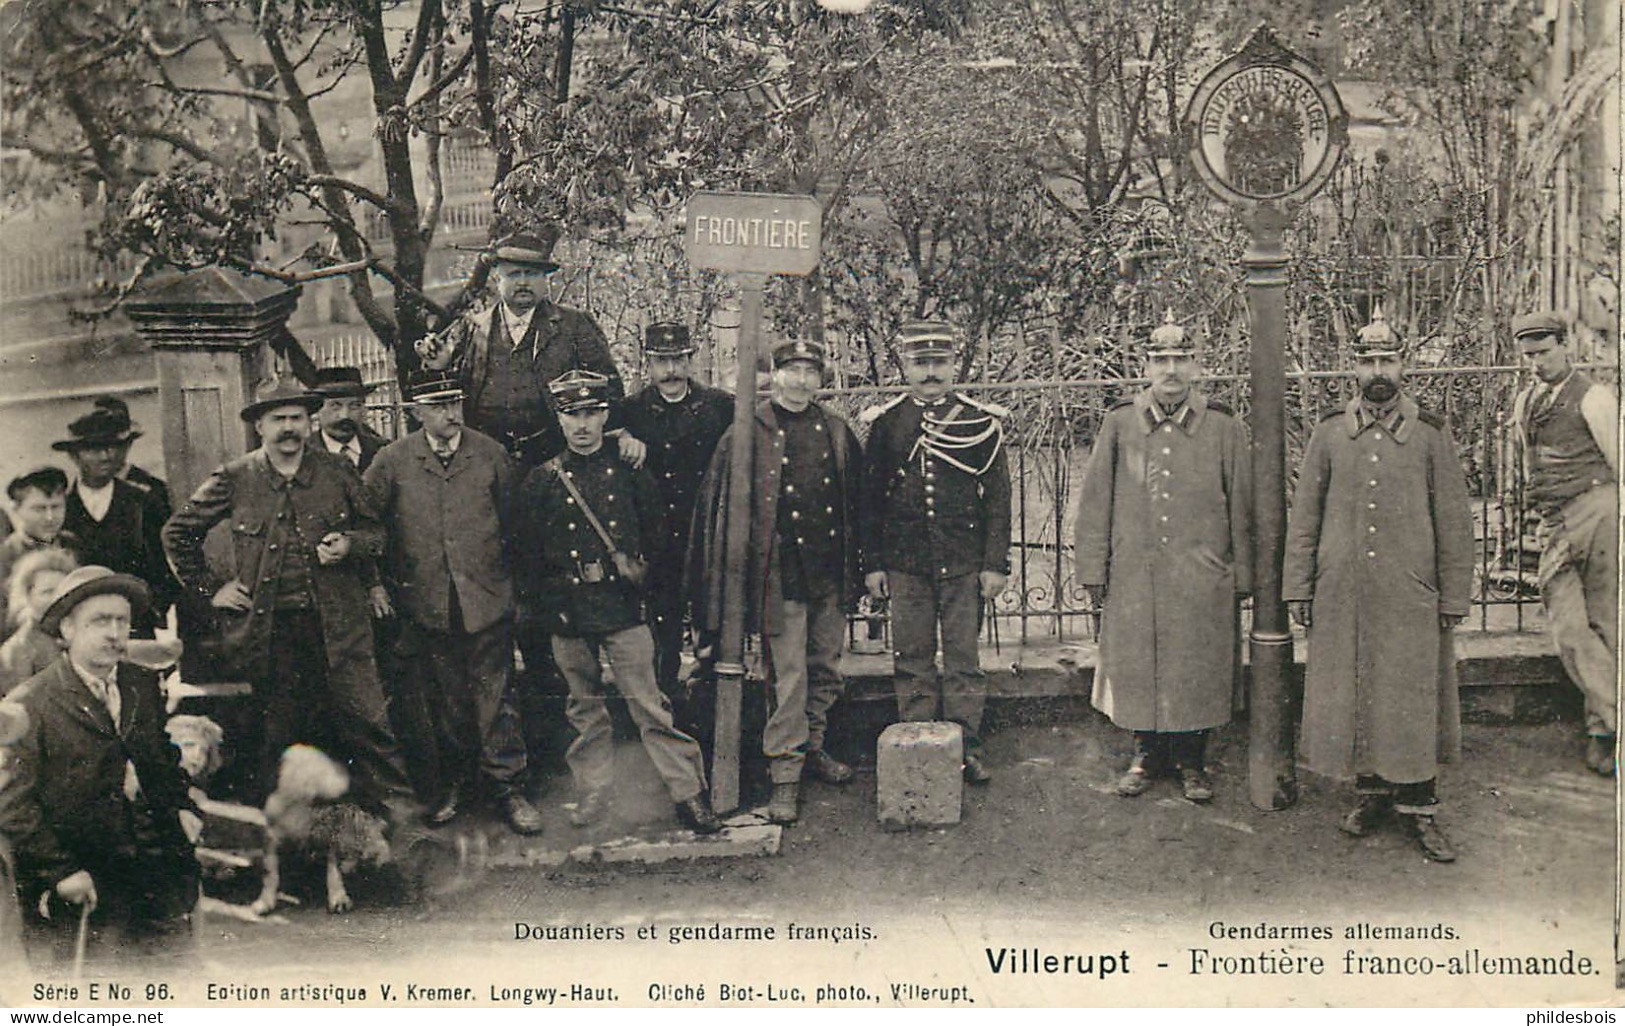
[125,268,302,503]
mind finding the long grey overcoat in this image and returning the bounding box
[1283,395,1473,783]
[1073,390,1253,732]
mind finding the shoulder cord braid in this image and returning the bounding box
[906,403,1004,476]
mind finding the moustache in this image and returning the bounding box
[273,430,303,443]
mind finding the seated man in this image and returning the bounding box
[0,567,199,964]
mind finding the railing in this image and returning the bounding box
[310,329,1604,644]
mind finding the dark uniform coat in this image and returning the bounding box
[161,449,386,688]
[364,428,516,635]
[688,401,863,637]
[0,656,198,915]
[431,301,624,464]
[64,480,177,633]
[859,392,1012,579]
[516,447,662,638]
[1073,390,1253,732]
[615,383,735,599]
[1283,395,1473,783]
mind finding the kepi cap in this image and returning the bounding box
[549,369,613,414]
[407,370,464,405]
[38,565,151,639]
[770,337,826,370]
[644,322,696,357]
[896,320,957,360]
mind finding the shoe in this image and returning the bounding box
[1586,734,1616,776]
[426,784,465,827]
[501,793,545,836]
[1339,794,1391,837]
[766,782,800,824]
[1115,753,1154,797]
[1179,767,1214,803]
[568,789,609,828]
[1401,813,1457,862]
[675,795,722,835]
[805,749,854,785]
[962,753,992,785]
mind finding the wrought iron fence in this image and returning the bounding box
[309,329,1613,643]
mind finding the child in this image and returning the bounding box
[0,468,77,630]
[0,547,76,695]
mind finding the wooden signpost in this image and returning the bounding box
[1182,27,1348,810]
[684,191,823,814]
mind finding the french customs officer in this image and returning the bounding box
[515,371,721,835]
[860,321,1011,784]
[689,338,865,824]
[363,372,541,835]
[1073,312,1252,804]
[1507,311,1618,775]
[613,323,734,697]
[1284,308,1473,861]
[162,380,419,827]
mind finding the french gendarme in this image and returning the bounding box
[686,192,822,276]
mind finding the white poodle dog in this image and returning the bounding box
[251,745,390,915]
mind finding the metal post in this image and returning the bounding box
[1243,205,1298,811]
[711,273,765,814]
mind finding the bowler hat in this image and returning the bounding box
[38,565,151,639]
[1350,302,1404,357]
[1144,310,1198,356]
[1512,310,1566,342]
[310,367,376,399]
[549,369,613,414]
[52,404,143,452]
[407,369,465,405]
[770,337,826,370]
[240,378,323,423]
[896,321,957,360]
[489,229,561,272]
[644,322,696,357]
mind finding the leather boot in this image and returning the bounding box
[767,782,800,824]
[1401,813,1457,862]
[1339,794,1391,837]
[806,749,854,785]
[1586,734,1616,776]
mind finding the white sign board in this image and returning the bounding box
[685,192,822,276]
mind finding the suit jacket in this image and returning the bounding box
[64,480,176,631]
[364,428,515,635]
[162,448,385,686]
[0,656,197,900]
[308,424,389,475]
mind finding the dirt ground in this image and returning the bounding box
[21,705,1605,1009]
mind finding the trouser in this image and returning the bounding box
[401,612,528,800]
[514,613,574,774]
[1356,773,1438,815]
[889,570,986,745]
[375,613,440,802]
[21,845,197,967]
[552,626,706,802]
[762,590,847,784]
[258,609,418,818]
[1133,729,1208,770]
[647,585,688,699]
[1536,485,1619,735]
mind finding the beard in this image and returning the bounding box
[1361,377,1399,403]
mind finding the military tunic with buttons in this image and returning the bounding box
[1073,389,1253,732]
[860,393,1012,580]
[615,382,734,688]
[1284,395,1472,784]
[515,446,663,638]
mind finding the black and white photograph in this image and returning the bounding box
[0,0,1618,1010]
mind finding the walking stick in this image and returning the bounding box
[71,901,90,979]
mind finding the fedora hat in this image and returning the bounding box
[240,378,323,423]
[489,228,561,272]
[38,565,151,639]
[310,366,376,399]
[52,403,143,452]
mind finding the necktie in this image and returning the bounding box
[345,442,360,467]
